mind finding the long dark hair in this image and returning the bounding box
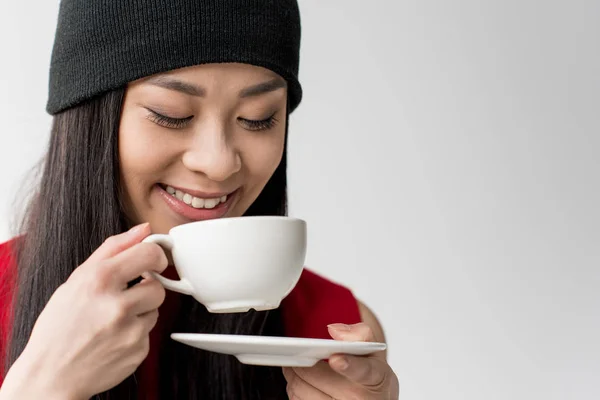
[6,88,289,399]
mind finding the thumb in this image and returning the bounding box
[327,323,376,342]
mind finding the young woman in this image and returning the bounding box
[0,0,399,398]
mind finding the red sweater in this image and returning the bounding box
[0,239,361,396]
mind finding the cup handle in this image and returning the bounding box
[142,234,194,295]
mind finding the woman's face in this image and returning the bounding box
[118,63,288,234]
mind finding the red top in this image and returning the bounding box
[0,239,361,395]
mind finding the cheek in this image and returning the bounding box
[117,115,180,225]
[243,133,285,182]
[118,115,174,187]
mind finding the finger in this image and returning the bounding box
[121,276,166,315]
[328,323,376,343]
[282,367,332,400]
[138,309,160,333]
[108,242,169,286]
[87,223,151,263]
[328,323,387,363]
[329,354,388,390]
[287,361,347,398]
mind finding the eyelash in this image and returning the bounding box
[146,109,278,131]
[238,115,278,131]
[146,110,193,129]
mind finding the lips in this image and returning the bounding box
[156,184,237,221]
[162,184,229,209]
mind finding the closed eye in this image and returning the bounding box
[238,114,278,131]
[145,108,193,129]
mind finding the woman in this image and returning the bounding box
[0,0,399,399]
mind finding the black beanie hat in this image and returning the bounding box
[46,0,302,115]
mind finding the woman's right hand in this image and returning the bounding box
[2,223,167,400]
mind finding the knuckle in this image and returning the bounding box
[97,301,126,334]
[143,278,167,308]
[103,235,119,248]
[108,299,129,323]
[140,243,168,269]
[89,262,114,293]
[153,282,167,305]
[116,296,135,315]
[126,324,146,349]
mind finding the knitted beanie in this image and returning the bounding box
[46,0,302,115]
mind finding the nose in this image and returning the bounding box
[181,122,242,182]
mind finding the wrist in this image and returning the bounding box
[1,352,82,400]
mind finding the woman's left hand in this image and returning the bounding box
[282,323,399,399]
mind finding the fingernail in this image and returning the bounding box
[333,356,349,371]
[328,323,351,331]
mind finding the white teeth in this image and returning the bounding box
[204,199,218,209]
[165,185,229,209]
[192,197,205,208]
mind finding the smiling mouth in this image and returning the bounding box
[158,184,235,209]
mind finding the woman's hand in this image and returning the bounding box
[283,323,399,400]
[2,223,167,400]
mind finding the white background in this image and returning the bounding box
[1,0,599,399]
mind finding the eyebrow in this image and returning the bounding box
[239,78,287,97]
[146,76,206,97]
[146,76,286,98]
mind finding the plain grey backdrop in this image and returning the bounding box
[1,0,599,399]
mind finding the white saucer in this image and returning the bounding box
[170,333,387,367]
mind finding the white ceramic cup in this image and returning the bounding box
[142,216,307,313]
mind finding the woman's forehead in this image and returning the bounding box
[127,63,288,102]
[135,63,285,87]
